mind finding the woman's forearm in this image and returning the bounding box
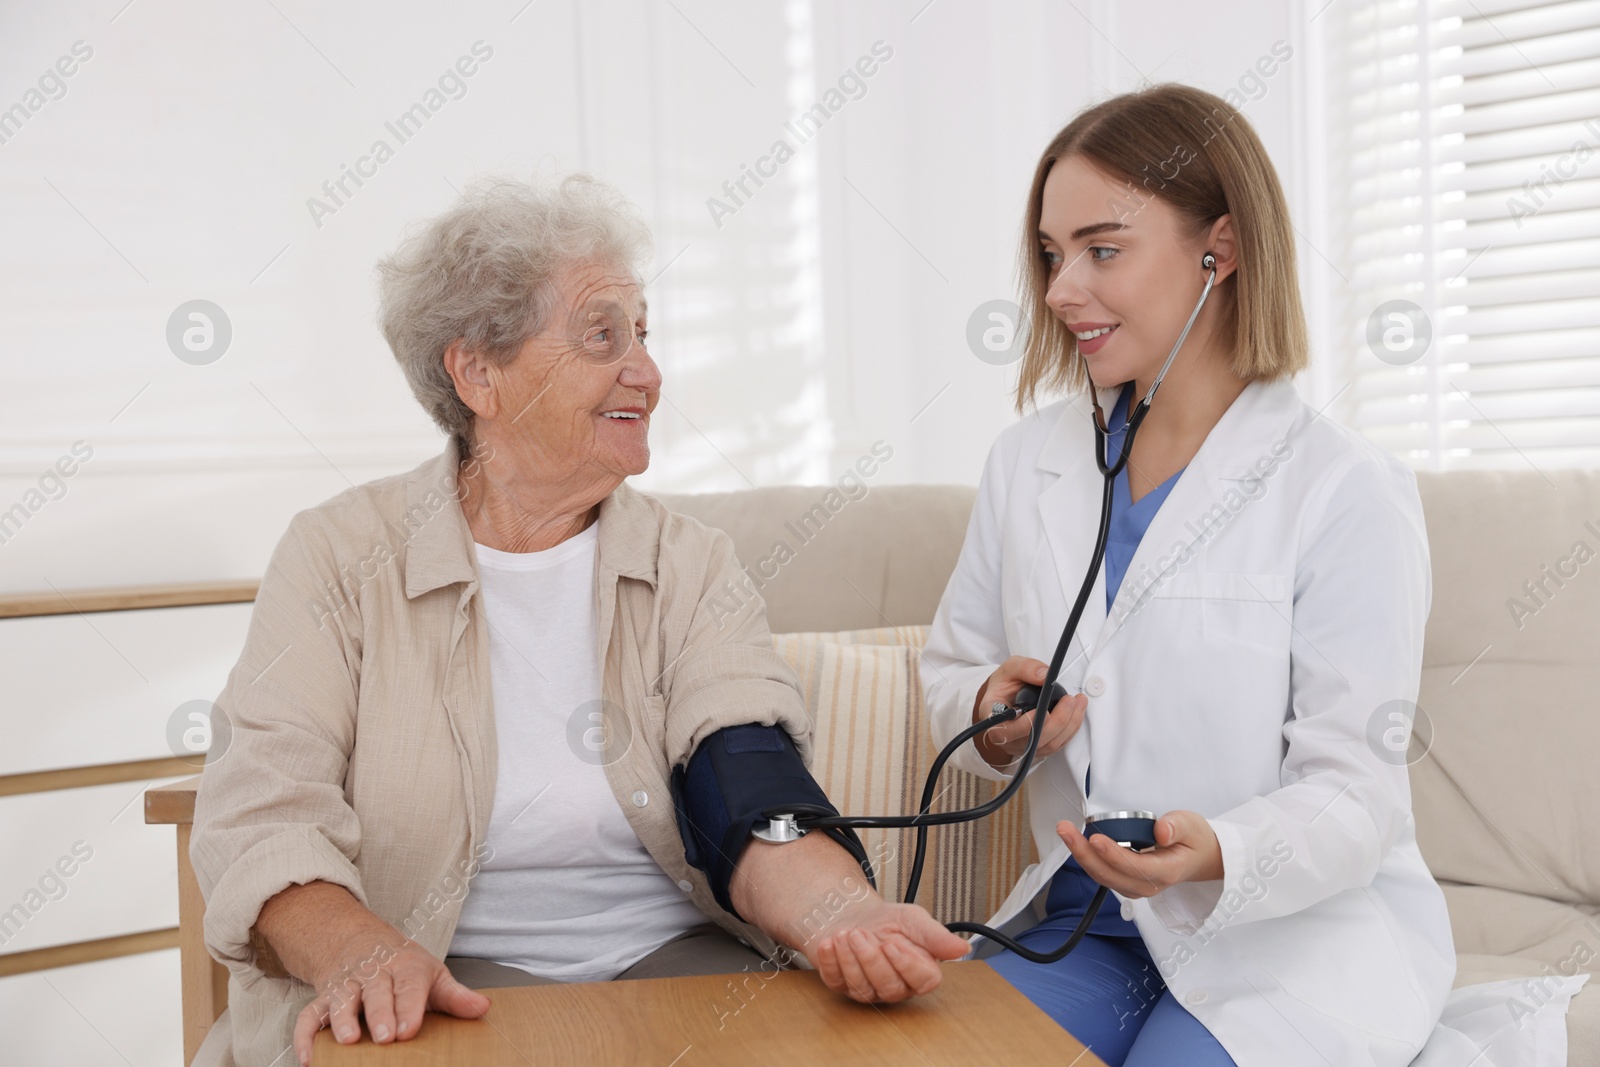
[252,880,401,987]
[728,832,879,955]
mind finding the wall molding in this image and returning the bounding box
[0,430,445,476]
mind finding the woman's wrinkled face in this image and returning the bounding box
[1038,155,1216,392]
[492,261,660,483]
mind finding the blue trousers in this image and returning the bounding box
[984,918,1237,1066]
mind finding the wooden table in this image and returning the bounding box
[313,960,1105,1065]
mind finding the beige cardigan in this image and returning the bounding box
[190,445,812,1067]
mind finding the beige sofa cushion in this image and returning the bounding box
[1443,883,1600,968]
[770,625,1033,926]
[657,485,978,633]
[1411,470,1600,911]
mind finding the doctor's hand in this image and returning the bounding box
[972,658,1087,770]
[1055,810,1224,899]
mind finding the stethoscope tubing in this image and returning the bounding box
[772,258,1220,964]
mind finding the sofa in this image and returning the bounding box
[655,475,1599,1062]
[155,473,1597,1064]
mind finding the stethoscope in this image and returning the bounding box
[758,251,1221,964]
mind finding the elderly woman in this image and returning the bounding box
[190,174,968,1067]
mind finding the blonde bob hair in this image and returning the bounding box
[1013,83,1308,413]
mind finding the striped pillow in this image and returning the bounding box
[770,625,1035,926]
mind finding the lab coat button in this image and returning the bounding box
[1085,675,1106,697]
[1120,900,1134,921]
[677,879,693,892]
[1186,990,1208,1006]
[632,790,649,807]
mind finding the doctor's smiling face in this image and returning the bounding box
[1038,154,1239,399]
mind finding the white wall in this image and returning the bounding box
[0,2,1317,1063]
[0,0,1323,593]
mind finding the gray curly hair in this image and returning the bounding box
[375,173,653,459]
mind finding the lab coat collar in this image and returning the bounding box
[1033,375,1305,659]
[1035,376,1302,481]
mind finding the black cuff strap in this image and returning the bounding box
[670,723,862,922]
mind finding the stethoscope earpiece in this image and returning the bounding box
[1094,249,1222,450]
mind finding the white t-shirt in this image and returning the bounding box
[447,521,705,982]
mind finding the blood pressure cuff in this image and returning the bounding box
[670,722,855,923]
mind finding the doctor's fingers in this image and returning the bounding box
[1058,822,1176,898]
[992,655,1051,692]
[996,694,1086,756]
[1042,693,1088,749]
[977,658,1050,712]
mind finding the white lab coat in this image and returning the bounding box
[922,376,1457,1067]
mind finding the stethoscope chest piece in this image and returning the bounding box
[752,813,808,843]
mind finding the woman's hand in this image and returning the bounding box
[811,900,972,1003]
[1055,810,1223,899]
[291,930,490,1065]
[971,657,1087,770]
[252,882,492,1064]
[732,833,966,1005]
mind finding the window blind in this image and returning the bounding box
[1330,0,1600,470]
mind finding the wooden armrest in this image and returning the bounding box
[0,580,258,619]
[145,774,228,1063]
[146,775,202,825]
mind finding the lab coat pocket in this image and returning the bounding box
[1149,572,1287,634]
[1149,571,1292,695]
[1147,571,1286,603]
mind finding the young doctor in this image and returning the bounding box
[921,84,1456,1066]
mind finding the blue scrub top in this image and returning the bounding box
[1044,382,1187,937]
